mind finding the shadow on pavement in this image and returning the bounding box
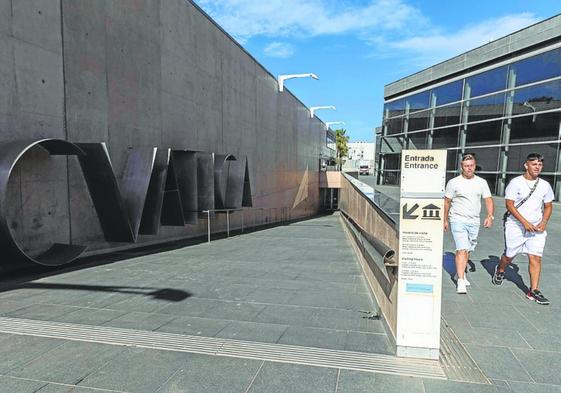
[13,283,191,302]
[480,256,529,294]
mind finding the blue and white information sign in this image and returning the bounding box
[396,150,446,360]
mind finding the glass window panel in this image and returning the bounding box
[382,154,401,170]
[476,173,497,195]
[446,150,459,171]
[385,99,406,118]
[434,103,461,127]
[466,66,508,98]
[382,170,400,185]
[506,143,558,172]
[408,132,428,150]
[468,147,500,172]
[407,91,431,111]
[432,80,463,106]
[511,79,561,115]
[509,112,561,143]
[432,126,459,149]
[446,172,457,184]
[380,136,405,154]
[511,48,561,87]
[467,92,506,122]
[386,117,404,135]
[465,120,503,147]
[408,110,430,131]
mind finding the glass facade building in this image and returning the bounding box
[376,34,561,199]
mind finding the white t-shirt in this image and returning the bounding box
[504,176,554,225]
[445,175,492,224]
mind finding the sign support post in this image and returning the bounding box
[396,150,447,360]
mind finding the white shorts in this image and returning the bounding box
[504,221,547,258]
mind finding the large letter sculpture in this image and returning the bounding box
[0,139,253,268]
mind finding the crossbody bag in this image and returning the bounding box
[502,178,539,225]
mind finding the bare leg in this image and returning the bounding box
[498,254,513,273]
[528,254,542,291]
[455,250,469,279]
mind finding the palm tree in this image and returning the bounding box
[335,128,349,170]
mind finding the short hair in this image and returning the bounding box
[526,152,544,162]
[461,152,476,162]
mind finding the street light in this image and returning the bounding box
[325,121,345,130]
[310,105,336,118]
[523,101,537,122]
[278,73,319,92]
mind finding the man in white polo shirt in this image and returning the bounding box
[444,152,494,294]
[492,153,554,305]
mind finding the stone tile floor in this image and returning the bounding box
[1,188,560,392]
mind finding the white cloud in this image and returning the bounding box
[197,0,425,42]
[385,13,540,68]
[264,42,294,58]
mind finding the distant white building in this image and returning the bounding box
[347,142,375,162]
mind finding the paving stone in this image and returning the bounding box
[511,348,561,385]
[278,326,348,350]
[155,353,262,393]
[337,370,423,393]
[0,375,47,392]
[422,378,511,392]
[344,331,394,354]
[214,320,288,343]
[247,362,337,393]
[0,334,64,373]
[508,380,561,393]
[463,344,532,382]
[102,311,175,331]
[155,316,230,336]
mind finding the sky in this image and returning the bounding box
[196,0,561,142]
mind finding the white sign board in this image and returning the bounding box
[396,150,446,360]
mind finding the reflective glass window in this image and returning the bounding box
[383,154,401,170]
[465,120,503,147]
[511,48,561,87]
[509,112,561,143]
[434,102,461,127]
[432,126,460,149]
[408,110,430,131]
[386,117,404,135]
[512,79,561,115]
[407,91,431,111]
[408,132,428,149]
[466,66,508,98]
[432,80,463,106]
[506,143,558,172]
[468,147,500,172]
[446,172,457,183]
[446,150,459,171]
[385,99,406,118]
[380,136,405,154]
[382,170,400,185]
[467,92,506,122]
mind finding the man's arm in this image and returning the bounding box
[443,197,451,231]
[506,199,538,232]
[536,202,553,232]
[483,197,494,228]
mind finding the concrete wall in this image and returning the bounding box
[0,0,328,258]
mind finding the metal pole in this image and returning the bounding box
[241,209,244,233]
[227,210,230,237]
[207,210,211,243]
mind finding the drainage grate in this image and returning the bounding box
[440,319,490,384]
[0,317,445,380]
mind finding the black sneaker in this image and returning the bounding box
[492,265,505,285]
[527,289,550,305]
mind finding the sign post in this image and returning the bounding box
[396,150,447,360]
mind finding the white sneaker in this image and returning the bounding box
[454,273,470,286]
[456,278,467,294]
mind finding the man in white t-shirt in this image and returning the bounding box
[492,153,554,305]
[444,153,494,294]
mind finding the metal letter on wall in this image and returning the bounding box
[0,139,87,266]
[76,143,156,242]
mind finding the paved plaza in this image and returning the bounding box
[0,182,560,391]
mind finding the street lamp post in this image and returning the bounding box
[310,105,336,118]
[325,121,345,130]
[278,73,319,92]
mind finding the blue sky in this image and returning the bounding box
[197,1,561,141]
